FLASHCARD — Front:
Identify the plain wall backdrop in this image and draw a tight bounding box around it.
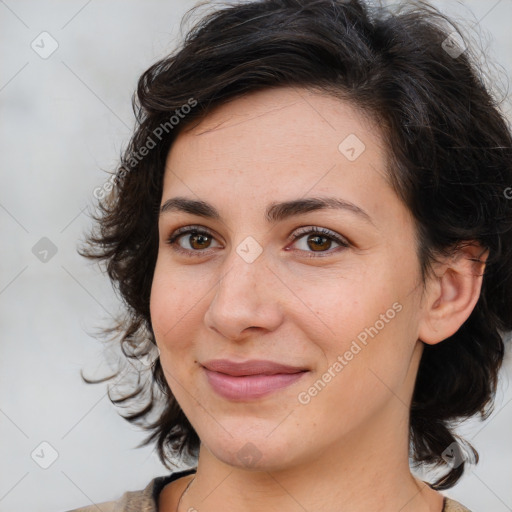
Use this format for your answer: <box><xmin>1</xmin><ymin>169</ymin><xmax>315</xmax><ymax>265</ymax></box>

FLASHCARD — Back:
<box><xmin>1</xmin><ymin>1</ymin><xmax>511</xmax><ymax>511</ymax></box>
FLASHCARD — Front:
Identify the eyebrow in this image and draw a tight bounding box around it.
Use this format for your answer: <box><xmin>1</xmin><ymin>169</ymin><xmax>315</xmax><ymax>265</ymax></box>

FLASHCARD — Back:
<box><xmin>159</xmin><ymin>196</ymin><xmax>374</xmax><ymax>225</ymax></box>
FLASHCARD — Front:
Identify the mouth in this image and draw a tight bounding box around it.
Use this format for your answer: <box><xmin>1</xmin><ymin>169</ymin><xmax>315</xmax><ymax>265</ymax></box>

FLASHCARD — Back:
<box><xmin>201</xmin><ymin>358</ymin><xmax>308</xmax><ymax>376</ymax></box>
<box><xmin>201</xmin><ymin>359</ymin><xmax>309</xmax><ymax>400</ymax></box>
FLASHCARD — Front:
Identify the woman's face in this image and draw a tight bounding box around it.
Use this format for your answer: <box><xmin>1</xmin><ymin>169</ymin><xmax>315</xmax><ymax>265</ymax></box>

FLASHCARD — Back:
<box><xmin>150</xmin><ymin>87</ymin><xmax>426</xmax><ymax>471</ymax></box>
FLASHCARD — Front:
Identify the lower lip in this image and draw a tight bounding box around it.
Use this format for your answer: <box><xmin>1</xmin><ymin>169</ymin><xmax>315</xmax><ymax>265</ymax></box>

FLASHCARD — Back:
<box><xmin>203</xmin><ymin>368</ymin><xmax>308</xmax><ymax>401</ymax></box>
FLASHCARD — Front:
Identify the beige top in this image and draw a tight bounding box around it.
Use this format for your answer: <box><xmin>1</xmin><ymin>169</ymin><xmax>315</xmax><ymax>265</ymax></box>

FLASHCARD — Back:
<box><xmin>65</xmin><ymin>470</ymin><xmax>472</xmax><ymax>512</ymax></box>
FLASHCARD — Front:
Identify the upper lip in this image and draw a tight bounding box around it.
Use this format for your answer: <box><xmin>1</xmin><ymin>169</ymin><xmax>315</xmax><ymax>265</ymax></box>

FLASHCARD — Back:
<box><xmin>201</xmin><ymin>359</ymin><xmax>308</xmax><ymax>376</ymax></box>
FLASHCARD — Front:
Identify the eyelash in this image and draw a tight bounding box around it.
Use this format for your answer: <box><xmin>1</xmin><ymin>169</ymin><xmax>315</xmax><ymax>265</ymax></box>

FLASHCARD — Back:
<box><xmin>165</xmin><ymin>225</ymin><xmax>350</xmax><ymax>258</ymax></box>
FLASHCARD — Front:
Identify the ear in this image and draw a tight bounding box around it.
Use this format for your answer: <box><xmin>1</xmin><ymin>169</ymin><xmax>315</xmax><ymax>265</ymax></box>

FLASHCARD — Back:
<box><xmin>418</xmin><ymin>243</ymin><xmax>488</xmax><ymax>345</ymax></box>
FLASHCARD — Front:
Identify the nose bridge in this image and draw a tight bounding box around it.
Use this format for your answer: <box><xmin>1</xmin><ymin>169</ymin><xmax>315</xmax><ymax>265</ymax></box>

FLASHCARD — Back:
<box><xmin>214</xmin><ymin>243</ymin><xmax>270</xmax><ymax>309</ymax></box>
<box><xmin>204</xmin><ymin>242</ymin><xmax>283</xmax><ymax>338</ymax></box>
<box><xmin>218</xmin><ymin>232</ymin><xmax>268</xmax><ymax>294</ymax></box>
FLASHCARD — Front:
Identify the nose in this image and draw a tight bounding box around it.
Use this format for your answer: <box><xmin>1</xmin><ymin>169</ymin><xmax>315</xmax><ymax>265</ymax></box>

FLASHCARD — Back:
<box><xmin>204</xmin><ymin>249</ymin><xmax>284</xmax><ymax>341</ymax></box>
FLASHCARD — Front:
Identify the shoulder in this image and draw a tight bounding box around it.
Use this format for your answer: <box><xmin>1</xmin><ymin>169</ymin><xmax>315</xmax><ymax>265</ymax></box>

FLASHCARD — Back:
<box><xmin>444</xmin><ymin>496</ymin><xmax>473</xmax><ymax>512</ymax></box>
<box><xmin>64</xmin><ymin>468</ymin><xmax>197</xmax><ymax>512</ymax></box>
<box><xmin>64</xmin><ymin>500</ymin><xmax>117</xmax><ymax>512</ymax></box>
<box><xmin>64</xmin><ymin>481</ymin><xmax>155</xmax><ymax>512</ymax></box>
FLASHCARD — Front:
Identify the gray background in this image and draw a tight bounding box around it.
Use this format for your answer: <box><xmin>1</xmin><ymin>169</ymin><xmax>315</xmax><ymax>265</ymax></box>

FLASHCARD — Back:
<box><xmin>1</xmin><ymin>1</ymin><xmax>511</xmax><ymax>511</ymax></box>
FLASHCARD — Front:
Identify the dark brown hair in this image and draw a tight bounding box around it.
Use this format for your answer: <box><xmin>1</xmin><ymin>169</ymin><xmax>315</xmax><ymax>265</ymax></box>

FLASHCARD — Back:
<box><xmin>79</xmin><ymin>0</ymin><xmax>512</xmax><ymax>489</ymax></box>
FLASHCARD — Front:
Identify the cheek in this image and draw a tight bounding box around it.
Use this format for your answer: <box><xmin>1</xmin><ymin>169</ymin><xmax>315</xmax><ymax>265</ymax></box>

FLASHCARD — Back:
<box><xmin>149</xmin><ymin>260</ymin><xmax>203</xmax><ymax>349</ymax></box>
<box><xmin>296</xmin><ymin>300</ymin><xmax>416</xmax><ymax>439</ymax></box>
<box><xmin>287</xmin><ymin>261</ymin><xmax>398</xmax><ymax>342</ymax></box>
<box><xmin>294</xmin><ymin>254</ymin><xmax>418</xmax><ymax>375</ymax></box>
<box><xmin>149</xmin><ymin>267</ymin><xmax>172</xmax><ymax>341</ymax></box>
<box><xmin>150</xmin><ymin>264</ymin><xmax>203</xmax><ymax>397</ymax></box>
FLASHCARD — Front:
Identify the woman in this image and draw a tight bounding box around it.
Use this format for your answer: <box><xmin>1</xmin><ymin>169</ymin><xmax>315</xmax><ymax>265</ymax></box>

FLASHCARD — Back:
<box><xmin>72</xmin><ymin>0</ymin><xmax>512</xmax><ymax>511</ymax></box>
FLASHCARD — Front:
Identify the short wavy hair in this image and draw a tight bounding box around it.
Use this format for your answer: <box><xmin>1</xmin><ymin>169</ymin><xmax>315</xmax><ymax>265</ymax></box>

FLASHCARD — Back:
<box><xmin>79</xmin><ymin>0</ymin><xmax>512</xmax><ymax>490</ymax></box>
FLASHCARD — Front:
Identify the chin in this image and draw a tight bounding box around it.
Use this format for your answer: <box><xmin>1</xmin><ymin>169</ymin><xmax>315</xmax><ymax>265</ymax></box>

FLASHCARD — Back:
<box><xmin>202</xmin><ymin>429</ymin><xmax>301</xmax><ymax>472</ymax></box>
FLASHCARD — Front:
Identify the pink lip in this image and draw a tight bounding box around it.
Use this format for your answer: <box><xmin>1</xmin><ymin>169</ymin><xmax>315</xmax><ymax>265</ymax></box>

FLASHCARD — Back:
<box><xmin>201</xmin><ymin>359</ymin><xmax>308</xmax><ymax>401</ymax></box>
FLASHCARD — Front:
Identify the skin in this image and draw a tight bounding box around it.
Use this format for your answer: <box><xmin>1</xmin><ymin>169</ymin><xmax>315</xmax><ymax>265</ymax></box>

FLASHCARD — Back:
<box><xmin>150</xmin><ymin>86</ymin><xmax>486</xmax><ymax>512</ymax></box>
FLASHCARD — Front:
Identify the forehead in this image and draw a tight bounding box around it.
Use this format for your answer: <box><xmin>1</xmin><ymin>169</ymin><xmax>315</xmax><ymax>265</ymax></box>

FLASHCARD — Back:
<box><xmin>164</xmin><ymin>87</ymin><xmax>388</xmax><ymax>192</ymax></box>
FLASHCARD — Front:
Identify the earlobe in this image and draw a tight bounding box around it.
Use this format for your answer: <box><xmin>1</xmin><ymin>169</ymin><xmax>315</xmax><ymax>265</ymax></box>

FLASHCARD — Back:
<box><xmin>418</xmin><ymin>243</ymin><xmax>488</xmax><ymax>345</ymax></box>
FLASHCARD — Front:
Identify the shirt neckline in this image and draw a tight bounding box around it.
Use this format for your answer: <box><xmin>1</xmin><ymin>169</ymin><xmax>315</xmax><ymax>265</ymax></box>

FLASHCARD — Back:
<box><xmin>152</xmin><ymin>470</ymin><xmax>450</xmax><ymax>512</ymax></box>
<box><xmin>152</xmin><ymin>467</ymin><xmax>198</xmax><ymax>511</ymax></box>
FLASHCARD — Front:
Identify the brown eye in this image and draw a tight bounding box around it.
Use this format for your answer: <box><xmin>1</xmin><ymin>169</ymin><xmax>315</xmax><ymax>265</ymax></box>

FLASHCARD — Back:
<box><xmin>187</xmin><ymin>232</ymin><xmax>212</xmax><ymax>250</ymax></box>
<box><xmin>306</xmin><ymin>234</ymin><xmax>332</xmax><ymax>251</ymax></box>
<box><xmin>289</xmin><ymin>226</ymin><xmax>349</xmax><ymax>257</ymax></box>
<box><xmin>166</xmin><ymin>226</ymin><xmax>221</xmax><ymax>256</ymax></box>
